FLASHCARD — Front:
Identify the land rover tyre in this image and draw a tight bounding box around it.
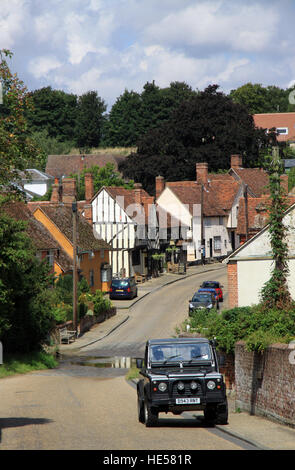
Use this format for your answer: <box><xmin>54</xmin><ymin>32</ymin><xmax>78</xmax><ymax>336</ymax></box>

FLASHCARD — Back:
<box><xmin>216</xmin><ymin>398</ymin><xmax>228</xmax><ymax>425</ymax></box>
<box><xmin>137</xmin><ymin>393</ymin><xmax>145</xmax><ymax>423</ymax></box>
<box><xmin>144</xmin><ymin>399</ymin><xmax>158</xmax><ymax>427</ymax></box>
<box><xmin>204</xmin><ymin>405</ymin><xmax>217</xmax><ymax>425</ymax></box>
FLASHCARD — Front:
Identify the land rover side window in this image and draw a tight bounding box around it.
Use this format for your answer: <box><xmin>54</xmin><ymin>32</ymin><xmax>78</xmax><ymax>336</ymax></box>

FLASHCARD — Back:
<box><xmin>150</xmin><ymin>343</ymin><xmax>212</xmax><ymax>363</ymax></box>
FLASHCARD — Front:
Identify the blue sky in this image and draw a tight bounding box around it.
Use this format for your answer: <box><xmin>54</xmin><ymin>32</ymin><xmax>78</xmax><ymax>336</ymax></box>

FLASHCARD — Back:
<box><xmin>2</xmin><ymin>0</ymin><xmax>295</xmax><ymax>109</ymax></box>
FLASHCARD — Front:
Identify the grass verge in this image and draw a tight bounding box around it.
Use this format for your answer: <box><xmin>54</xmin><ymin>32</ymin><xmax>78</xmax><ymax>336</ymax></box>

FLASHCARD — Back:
<box><xmin>126</xmin><ymin>365</ymin><xmax>140</xmax><ymax>381</ymax></box>
<box><xmin>0</xmin><ymin>351</ymin><xmax>58</xmax><ymax>378</ymax></box>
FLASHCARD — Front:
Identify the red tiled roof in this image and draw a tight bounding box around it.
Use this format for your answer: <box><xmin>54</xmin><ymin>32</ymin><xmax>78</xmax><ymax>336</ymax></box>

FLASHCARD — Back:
<box><xmin>253</xmin><ymin>113</ymin><xmax>295</xmax><ymax>142</ymax></box>
<box><xmin>166</xmin><ymin>176</ymin><xmax>241</xmax><ymax>217</ymax></box>
<box><xmin>2</xmin><ymin>200</ymin><xmax>72</xmax><ymax>272</ymax></box>
<box><xmin>230</xmin><ymin>167</ymin><xmax>288</xmax><ymax>197</ymax></box>
<box><xmin>33</xmin><ymin>204</ymin><xmax>110</xmax><ymax>252</ymax></box>
<box><xmin>46</xmin><ymin>154</ymin><xmax>127</xmax><ymax>179</ymax></box>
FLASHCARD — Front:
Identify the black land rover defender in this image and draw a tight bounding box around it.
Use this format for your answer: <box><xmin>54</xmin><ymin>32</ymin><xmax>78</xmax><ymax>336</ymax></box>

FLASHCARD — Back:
<box><xmin>136</xmin><ymin>337</ymin><xmax>228</xmax><ymax>427</ymax></box>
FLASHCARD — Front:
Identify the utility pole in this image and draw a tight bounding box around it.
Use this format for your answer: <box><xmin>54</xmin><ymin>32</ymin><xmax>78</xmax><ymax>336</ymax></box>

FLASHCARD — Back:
<box><xmin>200</xmin><ymin>183</ymin><xmax>205</xmax><ymax>265</ymax></box>
<box><xmin>72</xmin><ymin>202</ymin><xmax>78</xmax><ymax>333</ymax></box>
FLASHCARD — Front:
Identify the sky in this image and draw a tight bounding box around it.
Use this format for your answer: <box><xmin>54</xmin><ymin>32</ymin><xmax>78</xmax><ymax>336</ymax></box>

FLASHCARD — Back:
<box><xmin>1</xmin><ymin>0</ymin><xmax>295</xmax><ymax>109</ymax></box>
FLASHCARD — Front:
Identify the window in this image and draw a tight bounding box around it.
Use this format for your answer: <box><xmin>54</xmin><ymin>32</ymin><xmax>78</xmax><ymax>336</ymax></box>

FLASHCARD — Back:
<box><xmin>213</xmin><ymin>236</ymin><xmax>221</xmax><ymax>251</ymax></box>
<box><xmin>204</xmin><ymin>217</ymin><xmax>211</xmax><ymax>227</ymax></box>
<box><xmin>276</xmin><ymin>127</ymin><xmax>288</xmax><ymax>135</ymax></box>
<box><xmin>218</xmin><ymin>216</ymin><xmax>223</xmax><ymax>225</ymax></box>
<box><xmin>132</xmin><ymin>249</ymin><xmax>141</xmax><ymax>266</ymax></box>
<box><xmin>46</xmin><ymin>250</ymin><xmax>54</xmax><ymax>266</ymax></box>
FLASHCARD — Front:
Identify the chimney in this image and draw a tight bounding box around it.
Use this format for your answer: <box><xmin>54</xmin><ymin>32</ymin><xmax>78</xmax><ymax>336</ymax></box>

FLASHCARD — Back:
<box><xmin>84</xmin><ymin>172</ymin><xmax>94</xmax><ymax>202</ymax></box>
<box><xmin>231</xmin><ymin>154</ymin><xmax>243</xmax><ymax>169</ymax></box>
<box><xmin>134</xmin><ymin>183</ymin><xmax>143</xmax><ymax>206</ymax></box>
<box><xmin>155</xmin><ymin>175</ymin><xmax>165</xmax><ymax>199</ymax></box>
<box><xmin>62</xmin><ymin>177</ymin><xmax>76</xmax><ymax>204</ymax></box>
<box><xmin>50</xmin><ymin>182</ymin><xmax>60</xmax><ymax>204</ymax></box>
<box><xmin>196</xmin><ymin>162</ymin><xmax>208</xmax><ymax>185</ymax></box>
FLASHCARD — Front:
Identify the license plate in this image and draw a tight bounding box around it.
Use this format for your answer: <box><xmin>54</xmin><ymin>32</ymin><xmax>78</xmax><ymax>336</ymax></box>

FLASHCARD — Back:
<box><xmin>116</xmin><ymin>289</ymin><xmax>124</xmax><ymax>292</ymax></box>
<box><xmin>176</xmin><ymin>397</ymin><xmax>200</xmax><ymax>405</ymax></box>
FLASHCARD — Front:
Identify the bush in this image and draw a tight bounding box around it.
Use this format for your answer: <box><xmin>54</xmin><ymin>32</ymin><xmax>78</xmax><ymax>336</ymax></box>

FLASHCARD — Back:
<box><xmin>186</xmin><ymin>305</ymin><xmax>295</xmax><ymax>353</ymax></box>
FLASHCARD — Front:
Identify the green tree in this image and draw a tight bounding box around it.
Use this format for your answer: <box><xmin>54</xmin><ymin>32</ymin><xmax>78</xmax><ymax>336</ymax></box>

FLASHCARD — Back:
<box><xmin>72</xmin><ymin>162</ymin><xmax>134</xmax><ymax>200</ymax></box>
<box><xmin>120</xmin><ymin>85</ymin><xmax>271</xmax><ymax>194</ymax></box>
<box><xmin>229</xmin><ymin>83</ymin><xmax>289</xmax><ymax>114</ymax></box>
<box><xmin>25</xmin><ymin>86</ymin><xmax>78</xmax><ymax>142</ymax></box>
<box><xmin>0</xmin><ymin>206</ymin><xmax>55</xmax><ymax>352</ymax></box>
<box><xmin>75</xmin><ymin>91</ymin><xmax>107</xmax><ymax>150</ymax></box>
<box><xmin>0</xmin><ymin>49</ymin><xmax>45</xmax><ymax>184</ymax></box>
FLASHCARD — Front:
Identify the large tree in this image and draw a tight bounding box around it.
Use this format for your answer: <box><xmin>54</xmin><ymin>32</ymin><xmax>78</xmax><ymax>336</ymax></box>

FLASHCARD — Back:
<box><xmin>103</xmin><ymin>81</ymin><xmax>197</xmax><ymax>147</ymax></box>
<box><xmin>120</xmin><ymin>85</ymin><xmax>272</xmax><ymax>194</ymax></box>
<box><xmin>229</xmin><ymin>83</ymin><xmax>291</xmax><ymax>114</ymax></box>
<box><xmin>25</xmin><ymin>86</ymin><xmax>78</xmax><ymax>142</ymax></box>
<box><xmin>75</xmin><ymin>91</ymin><xmax>107</xmax><ymax>150</ymax></box>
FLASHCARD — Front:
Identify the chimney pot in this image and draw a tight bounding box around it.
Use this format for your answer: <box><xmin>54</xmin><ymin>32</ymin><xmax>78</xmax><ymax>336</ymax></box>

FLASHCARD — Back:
<box><xmin>155</xmin><ymin>175</ymin><xmax>165</xmax><ymax>199</ymax></box>
<box><xmin>231</xmin><ymin>154</ymin><xmax>243</xmax><ymax>169</ymax></box>
<box><xmin>196</xmin><ymin>162</ymin><xmax>208</xmax><ymax>185</ymax></box>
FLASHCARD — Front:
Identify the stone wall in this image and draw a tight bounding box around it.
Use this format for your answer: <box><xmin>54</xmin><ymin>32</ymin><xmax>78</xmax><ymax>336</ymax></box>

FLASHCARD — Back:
<box><xmin>235</xmin><ymin>341</ymin><xmax>295</xmax><ymax>427</ymax></box>
<box><xmin>54</xmin><ymin>307</ymin><xmax>116</xmax><ymax>342</ymax></box>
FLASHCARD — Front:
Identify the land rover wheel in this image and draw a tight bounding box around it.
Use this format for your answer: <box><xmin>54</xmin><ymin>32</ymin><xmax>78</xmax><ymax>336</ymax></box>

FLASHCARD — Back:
<box><xmin>204</xmin><ymin>405</ymin><xmax>217</xmax><ymax>425</ymax></box>
<box><xmin>137</xmin><ymin>394</ymin><xmax>145</xmax><ymax>423</ymax></box>
<box><xmin>144</xmin><ymin>399</ymin><xmax>158</xmax><ymax>427</ymax></box>
<box><xmin>216</xmin><ymin>399</ymin><xmax>228</xmax><ymax>425</ymax></box>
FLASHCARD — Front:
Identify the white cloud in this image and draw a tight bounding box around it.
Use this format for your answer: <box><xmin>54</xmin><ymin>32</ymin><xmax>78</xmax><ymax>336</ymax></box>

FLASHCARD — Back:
<box><xmin>28</xmin><ymin>56</ymin><xmax>63</xmax><ymax>79</ymax></box>
<box><xmin>0</xmin><ymin>0</ymin><xmax>29</xmax><ymax>48</ymax></box>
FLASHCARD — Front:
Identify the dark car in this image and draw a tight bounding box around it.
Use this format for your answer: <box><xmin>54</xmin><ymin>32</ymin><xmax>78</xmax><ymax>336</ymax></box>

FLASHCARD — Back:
<box><xmin>200</xmin><ymin>281</ymin><xmax>223</xmax><ymax>302</ymax></box>
<box><xmin>188</xmin><ymin>292</ymin><xmax>216</xmax><ymax>315</ymax></box>
<box><xmin>136</xmin><ymin>338</ymin><xmax>228</xmax><ymax>427</ymax></box>
<box><xmin>109</xmin><ymin>277</ymin><xmax>138</xmax><ymax>300</ymax></box>
<box><xmin>198</xmin><ymin>287</ymin><xmax>220</xmax><ymax>309</ymax></box>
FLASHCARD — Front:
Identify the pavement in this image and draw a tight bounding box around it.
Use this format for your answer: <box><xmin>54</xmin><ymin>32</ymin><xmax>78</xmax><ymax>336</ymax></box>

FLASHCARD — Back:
<box><xmin>58</xmin><ymin>262</ymin><xmax>295</xmax><ymax>450</ymax></box>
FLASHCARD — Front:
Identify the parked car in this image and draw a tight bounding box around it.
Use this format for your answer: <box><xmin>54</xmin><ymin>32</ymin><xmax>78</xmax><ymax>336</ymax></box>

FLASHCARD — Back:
<box><xmin>136</xmin><ymin>338</ymin><xmax>228</xmax><ymax>427</ymax></box>
<box><xmin>198</xmin><ymin>287</ymin><xmax>220</xmax><ymax>309</ymax></box>
<box><xmin>109</xmin><ymin>277</ymin><xmax>138</xmax><ymax>300</ymax></box>
<box><xmin>199</xmin><ymin>281</ymin><xmax>223</xmax><ymax>302</ymax></box>
<box><xmin>188</xmin><ymin>292</ymin><xmax>217</xmax><ymax>315</ymax></box>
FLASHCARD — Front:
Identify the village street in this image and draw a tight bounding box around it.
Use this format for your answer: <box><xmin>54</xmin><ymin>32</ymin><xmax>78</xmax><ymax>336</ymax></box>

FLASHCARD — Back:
<box><xmin>1</xmin><ymin>264</ymin><xmax>295</xmax><ymax>452</ymax></box>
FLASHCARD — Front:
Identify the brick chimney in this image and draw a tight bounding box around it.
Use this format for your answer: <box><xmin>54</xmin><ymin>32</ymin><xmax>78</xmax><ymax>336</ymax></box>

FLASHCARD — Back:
<box><xmin>231</xmin><ymin>154</ymin><xmax>243</xmax><ymax>169</ymax></box>
<box><xmin>84</xmin><ymin>172</ymin><xmax>94</xmax><ymax>202</ymax></box>
<box><xmin>196</xmin><ymin>162</ymin><xmax>208</xmax><ymax>185</ymax></box>
<box><xmin>155</xmin><ymin>175</ymin><xmax>165</xmax><ymax>199</ymax></box>
<box><xmin>134</xmin><ymin>183</ymin><xmax>143</xmax><ymax>206</ymax></box>
<box><xmin>50</xmin><ymin>178</ymin><xmax>60</xmax><ymax>203</ymax></box>
<box><xmin>62</xmin><ymin>177</ymin><xmax>76</xmax><ymax>204</ymax></box>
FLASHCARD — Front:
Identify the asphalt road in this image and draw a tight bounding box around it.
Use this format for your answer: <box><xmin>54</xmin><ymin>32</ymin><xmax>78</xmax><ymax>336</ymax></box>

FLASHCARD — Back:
<box><xmin>0</xmin><ymin>266</ymin><xmax>256</xmax><ymax>451</ymax></box>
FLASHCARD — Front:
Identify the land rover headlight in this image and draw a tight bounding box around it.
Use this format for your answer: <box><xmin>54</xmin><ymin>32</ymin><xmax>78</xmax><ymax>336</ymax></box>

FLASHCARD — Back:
<box><xmin>190</xmin><ymin>381</ymin><xmax>198</xmax><ymax>390</ymax></box>
<box><xmin>207</xmin><ymin>380</ymin><xmax>216</xmax><ymax>390</ymax></box>
<box><xmin>158</xmin><ymin>382</ymin><xmax>167</xmax><ymax>392</ymax></box>
<box><xmin>177</xmin><ymin>381</ymin><xmax>185</xmax><ymax>391</ymax></box>
<box><xmin>208</xmin><ymin>303</ymin><xmax>213</xmax><ymax>308</ymax></box>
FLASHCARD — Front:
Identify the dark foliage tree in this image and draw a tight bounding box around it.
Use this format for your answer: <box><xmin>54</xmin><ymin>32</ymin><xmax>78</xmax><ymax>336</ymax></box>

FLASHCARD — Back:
<box><xmin>75</xmin><ymin>91</ymin><xmax>107</xmax><ymax>150</ymax></box>
<box><xmin>120</xmin><ymin>85</ymin><xmax>272</xmax><ymax>194</ymax></box>
<box><xmin>103</xmin><ymin>81</ymin><xmax>197</xmax><ymax>147</ymax></box>
<box><xmin>25</xmin><ymin>86</ymin><xmax>78</xmax><ymax>142</ymax></box>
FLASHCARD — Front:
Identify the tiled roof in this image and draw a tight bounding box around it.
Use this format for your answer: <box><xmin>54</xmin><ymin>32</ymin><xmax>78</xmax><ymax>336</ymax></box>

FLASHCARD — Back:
<box><xmin>253</xmin><ymin>112</ymin><xmax>295</xmax><ymax>142</ymax></box>
<box><xmin>237</xmin><ymin>195</ymin><xmax>295</xmax><ymax>236</ymax></box>
<box><xmin>35</xmin><ymin>204</ymin><xmax>110</xmax><ymax>252</ymax></box>
<box><xmin>230</xmin><ymin>167</ymin><xmax>288</xmax><ymax>197</ymax></box>
<box><xmin>2</xmin><ymin>200</ymin><xmax>72</xmax><ymax>272</ymax></box>
<box><xmin>166</xmin><ymin>176</ymin><xmax>241</xmax><ymax>217</ymax></box>
<box><xmin>46</xmin><ymin>154</ymin><xmax>127</xmax><ymax>179</ymax></box>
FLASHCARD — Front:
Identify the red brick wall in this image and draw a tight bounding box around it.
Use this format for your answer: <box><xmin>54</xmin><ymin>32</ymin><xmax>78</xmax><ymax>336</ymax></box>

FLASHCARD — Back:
<box><xmin>227</xmin><ymin>261</ymin><xmax>238</xmax><ymax>308</ymax></box>
<box><xmin>235</xmin><ymin>341</ymin><xmax>295</xmax><ymax>426</ymax></box>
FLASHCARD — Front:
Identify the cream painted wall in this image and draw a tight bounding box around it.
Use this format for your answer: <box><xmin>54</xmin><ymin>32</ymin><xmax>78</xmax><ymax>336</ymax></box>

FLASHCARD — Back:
<box><xmin>157</xmin><ymin>187</ymin><xmax>192</xmax><ymax>228</ymax></box>
<box><xmin>237</xmin><ymin>259</ymin><xmax>273</xmax><ymax>306</ymax></box>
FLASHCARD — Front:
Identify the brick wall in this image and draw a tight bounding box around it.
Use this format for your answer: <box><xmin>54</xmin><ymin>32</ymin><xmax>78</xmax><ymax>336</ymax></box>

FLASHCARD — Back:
<box><xmin>227</xmin><ymin>261</ymin><xmax>238</xmax><ymax>308</ymax></box>
<box><xmin>235</xmin><ymin>341</ymin><xmax>295</xmax><ymax>426</ymax></box>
